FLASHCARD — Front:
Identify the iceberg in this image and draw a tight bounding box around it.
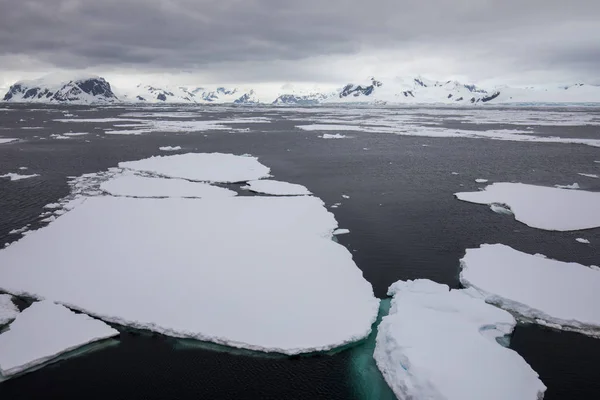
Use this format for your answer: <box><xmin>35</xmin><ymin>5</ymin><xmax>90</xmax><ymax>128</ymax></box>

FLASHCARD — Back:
<box><xmin>119</xmin><ymin>153</ymin><xmax>271</xmax><ymax>183</ymax></box>
<box><xmin>460</xmin><ymin>244</ymin><xmax>600</xmax><ymax>337</ymax></box>
<box><xmin>242</xmin><ymin>179</ymin><xmax>311</xmax><ymax>196</ymax></box>
<box><xmin>0</xmin><ymin>195</ymin><xmax>378</xmax><ymax>355</ymax></box>
<box><xmin>455</xmin><ymin>182</ymin><xmax>600</xmax><ymax>231</ymax></box>
<box><xmin>0</xmin><ymin>295</ymin><xmax>18</xmax><ymax>326</ymax></box>
<box><xmin>100</xmin><ymin>175</ymin><xmax>236</xmax><ymax>198</ymax></box>
<box><xmin>374</xmin><ymin>279</ymin><xmax>545</xmax><ymax>400</ymax></box>
<box><xmin>0</xmin><ymin>301</ymin><xmax>118</xmax><ymax>378</ymax></box>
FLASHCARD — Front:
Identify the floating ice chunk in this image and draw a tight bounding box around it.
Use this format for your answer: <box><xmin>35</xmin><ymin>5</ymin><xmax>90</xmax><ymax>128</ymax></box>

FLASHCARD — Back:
<box><xmin>0</xmin><ymin>196</ymin><xmax>378</xmax><ymax>354</ymax></box>
<box><xmin>18</xmin><ymin>167</ymin><xmax>28</xmax><ymax>170</ymax></box>
<box><xmin>333</xmin><ymin>229</ymin><xmax>350</xmax><ymax>235</ymax></box>
<box><xmin>374</xmin><ymin>279</ymin><xmax>545</xmax><ymax>400</ymax></box>
<box><xmin>342</xmin><ymin>194</ymin><xmax>350</xmax><ymax>199</ymax></box>
<box><xmin>576</xmin><ymin>238</ymin><xmax>590</xmax><ymax>244</ymax></box>
<box><xmin>555</xmin><ymin>183</ymin><xmax>580</xmax><ymax>190</ymax></box>
<box><xmin>451</xmin><ymin>172</ymin><xmax>460</xmax><ymax>175</ymax></box>
<box><xmin>475</xmin><ymin>178</ymin><xmax>488</xmax><ymax>183</ymax></box>
<box><xmin>331</xmin><ymin>203</ymin><xmax>341</xmax><ymax>208</ymax></box>
<box><xmin>0</xmin><ymin>301</ymin><xmax>118</xmax><ymax>377</ymax></box>
<box><xmin>460</xmin><ymin>244</ymin><xmax>600</xmax><ymax>337</ymax></box>
<box><xmin>159</xmin><ymin>146</ymin><xmax>182</xmax><ymax>151</ymax></box>
<box><xmin>242</xmin><ymin>180</ymin><xmax>311</xmax><ymax>196</ymax></box>
<box><xmin>119</xmin><ymin>153</ymin><xmax>271</xmax><ymax>183</ymax></box>
<box><xmin>578</xmin><ymin>173</ymin><xmax>599</xmax><ymax>179</ymax></box>
<box><xmin>0</xmin><ymin>138</ymin><xmax>17</xmax><ymax>145</ymax></box>
<box><xmin>321</xmin><ymin>133</ymin><xmax>348</xmax><ymax>139</ymax></box>
<box><xmin>455</xmin><ymin>182</ymin><xmax>600</xmax><ymax>231</ymax></box>
<box><xmin>9</xmin><ymin>226</ymin><xmax>29</xmax><ymax>235</ymax></box>
<box><xmin>43</xmin><ymin>203</ymin><xmax>61</xmax><ymax>209</ymax></box>
<box><xmin>0</xmin><ymin>173</ymin><xmax>40</xmax><ymax>181</ymax></box>
<box><xmin>63</xmin><ymin>132</ymin><xmax>88</xmax><ymax>137</ymax></box>
<box><xmin>490</xmin><ymin>203</ymin><xmax>513</xmax><ymax>215</ymax></box>
<box><xmin>0</xmin><ymin>295</ymin><xmax>18</xmax><ymax>326</ymax></box>
<box><xmin>100</xmin><ymin>175</ymin><xmax>236</xmax><ymax>198</ymax></box>
<box><xmin>50</xmin><ymin>134</ymin><xmax>71</xmax><ymax>140</ymax></box>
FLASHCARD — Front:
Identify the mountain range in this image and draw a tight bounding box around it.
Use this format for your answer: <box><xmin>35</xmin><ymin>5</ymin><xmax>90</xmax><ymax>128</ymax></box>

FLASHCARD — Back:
<box><xmin>3</xmin><ymin>75</ymin><xmax>600</xmax><ymax>105</ymax></box>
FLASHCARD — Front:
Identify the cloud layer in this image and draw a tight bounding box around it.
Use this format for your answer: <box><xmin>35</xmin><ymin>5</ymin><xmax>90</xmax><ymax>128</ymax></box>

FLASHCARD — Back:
<box><xmin>0</xmin><ymin>0</ymin><xmax>598</xmax><ymax>85</ymax></box>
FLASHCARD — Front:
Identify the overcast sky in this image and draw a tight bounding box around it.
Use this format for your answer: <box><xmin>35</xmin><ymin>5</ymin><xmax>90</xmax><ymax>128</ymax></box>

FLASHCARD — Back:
<box><xmin>0</xmin><ymin>0</ymin><xmax>598</xmax><ymax>87</ymax></box>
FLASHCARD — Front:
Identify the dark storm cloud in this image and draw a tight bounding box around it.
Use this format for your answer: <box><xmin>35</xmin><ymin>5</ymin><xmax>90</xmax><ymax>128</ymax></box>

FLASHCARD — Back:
<box><xmin>0</xmin><ymin>0</ymin><xmax>598</xmax><ymax>82</ymax></box>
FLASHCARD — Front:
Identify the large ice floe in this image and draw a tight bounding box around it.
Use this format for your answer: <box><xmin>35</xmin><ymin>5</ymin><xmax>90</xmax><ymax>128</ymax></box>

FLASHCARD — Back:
<box><xmin>119</xmin><ymin>152</ymin><xmax>271</xmax><ymax>183</ymax></box>
<box><xmin>0</xmin><ymin>301</ymin><xmax>118</xmax><ymax>378</ymax></box>
<box><xmin>374</xmin><ymin>279</ymin><xmax>546</xmax><ymax>400</ymax></box>
<box><xmin>0</xmin><ymin>295</ymin><xmax>18</xmax><ymax>326</ymax></box>
<box><xmin>242</xmin><ymin>179</ymin><xmax>312</xmax><ymax>196</ymax></box>
<box><xmin>0</xmin><ymin>153</ymin><xmax>379</xmax><ymax>355</ymax></box>
<box><xmin>100</xmin><ymin>174</ymin><xmax>236</xmax><ymax>198</ymax></box>
<box><xmin>460</xmin><ymin>244</ymin><xmax>600</xmax><ymax>337</ymax></box>
<box><xmin>455</xmin><ymin>182</ymin><xmax>600</xmax><ymax>231</ymax></box>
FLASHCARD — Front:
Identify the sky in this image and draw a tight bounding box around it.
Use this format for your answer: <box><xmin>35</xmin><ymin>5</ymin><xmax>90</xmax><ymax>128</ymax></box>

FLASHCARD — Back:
<box><xmin>0</xmin><ymin>0</ymin><xmax>599</xmax><ymax>88</ymax></box>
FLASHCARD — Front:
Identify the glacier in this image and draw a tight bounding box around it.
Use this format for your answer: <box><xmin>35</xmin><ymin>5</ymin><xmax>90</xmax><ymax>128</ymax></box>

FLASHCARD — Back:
<box><xmin>374</xmin><ymin>279</ymin><xmax>546</xmax><ymax>400</ymax></box>
<box><xmin>0</xmin><ymin>301</ymin><xmax>119</xmax><ymax>378</ymax></box>
<box><xmin>455</xmin><ymin>182</ymin><xmax>600</xmax><ymax>231</ymax></box>
<box><xmin>460</xmin><ymin>244</ymin><xmax>600</xmax><ymax>337</ymax></box>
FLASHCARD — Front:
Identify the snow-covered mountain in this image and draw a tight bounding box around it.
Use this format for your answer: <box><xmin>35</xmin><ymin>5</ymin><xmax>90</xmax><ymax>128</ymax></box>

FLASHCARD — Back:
<box><xmin>3</xmin><ymin>74</ymin><xmax>600</xmax><ymax>105</ymax></box>
<box><xmin>3</xmin><ymin>76</ymin><xmax>118</xmax><ymax>104</ymax></box>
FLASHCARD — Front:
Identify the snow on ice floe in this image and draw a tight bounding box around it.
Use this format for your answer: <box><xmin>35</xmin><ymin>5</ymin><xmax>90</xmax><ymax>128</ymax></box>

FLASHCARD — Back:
<box><xmin>455</xmin><ymin>182</ymin><xmax>600</xmax><ymax>231</ymax></box>
<box><xmin>460</xmin><ymin>244</ymin><xmax>600</xmax><ymax>337</ymax></box>
<box><xmin>0</xmin><ymin>138</ymin><xmax>17</xmax><ymax>145</ymax></box>
<box><xmin>578</xmin><ymin>173</ymin><xmax>599</xmax><ymax>179</ymax></box>
<box><xmin>0</xmin><ymin>295</ymin><xmax>18</xmax><ymax>326</ymax></box>
<box><xmin>0</xmin><ymin>301</ymin><xmax>118</xmax><ymax>378</ymax></box>
<box><xmin>576</xmin><ymin>238</ymin><xmax>590</xmax><ymax>244</ymax></box>
<box><xmin>0</xmin><ymin>196</ymin><xmax>379</xmax><ymax>354</ymax></box>
<box><xmin>374</xmin><ymin>279</ymin><xmax>546</xmax><ymax>400</ymax></box>
<box><xmin>242</xmin><ymin>180</ymin><xmax>311</xmax><ymax>196</ymax></box>
<box><xmin>100</xmin><ymin>175</ymin><xmax>236</xmax><ymax>198</ymax></box>
<box><xmin>159</xmin><ymin>146</ymin><xmax>182</xmax><ymax>151</ymax></box>
<box><xmin>0</xmin><ymin>173</ymin><xmax>40</xmax><ymax>181</ymax></box>
<box><xmin>555</xmin><ymin>183</ymin><xmax>580</xmax><ymax>190</ymax></box>
<box><xmin>119</xmin><ymin>153</ymin><xmax>271</xmax><ymax>183</ymax></box>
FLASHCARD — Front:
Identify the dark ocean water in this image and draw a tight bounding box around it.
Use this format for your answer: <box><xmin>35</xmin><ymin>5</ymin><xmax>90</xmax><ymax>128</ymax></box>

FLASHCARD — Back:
<box><xmin>0</xmin><ymin>104</ymin><xmax>599</xmax><ymax>399</ymax></box>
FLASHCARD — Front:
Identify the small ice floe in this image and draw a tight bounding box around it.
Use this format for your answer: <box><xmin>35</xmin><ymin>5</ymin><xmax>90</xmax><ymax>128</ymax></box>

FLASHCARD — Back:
<box><xmin>475</xmin><ymin>178</ymin><xmax>488</xmax><ymax>183</ymax></box>
<box><xmin>578</xmin><ymin>173</ymin><xmax>599</xmax><ymax>179</ymax></box>
<box><xmin>320</xmin><ymin>133</ymin><xmax>348</xmax><ymax>139</ymax></box>
<box><xmin>333</xmin><ymin>229</ymin><xmax>350</xmax><ymax>235</ymax></box>
<box><xmin>460</xmin><ymin>244</ymin><xmax>600</xmax><ymax>337</ymax></box>
<box><xmin>242</xmin><ymin>180</ymin><xmax>311</xmax><ymax>196</ymax></box>
<box><xmin>330</xmin><ymin>203</ymin><xmax>342</xmax><ymax>208</ymax></box>
<box><xmin>451</xmin><ymin>172</ymin><xmax>460</xmax><ymax>175</ymax></box>
<box><xmin>63</xmin><ymin>132</ymin><xmax>88</xmax><ymax>137</ymax></box>
<box><xmin>455</xmin><ymin>182</ymin><xmax>600</xmax><ymax>231</ymax></box>
<box><xmin>374</xmin><ymin>279</ymin><xmax>546</xmax><ymax>400</ymax></box>
<box><xmin>0</xmin><ymin>301</ymin><xmax>118</xmax><ymax>378</ymax></box>
<box><xmin>18</xmin><ymin>167</ymin><xmax>28</xmax><ymax>170</ymax></box>
<box><xmin>0</xmin><ymin>173</ymin><xmax>40</xmax><ymax>181</ymax></box>
<box><xmin>0</xmin><ymin>295</ymin><xmax>18</xmax><ymax>326</ymax></box>
<box><xmin>0</xmin><ymin>138</ymin><xmax>17</xmax><ymax>145</ymax></box>
<box><xmin>119</xmin><ymin>153</ymin><xmax>271</xmax><ymax>183</ymax></box>
<box><xmin>43</xmin><ymin>203</ymin><xmax>62</xmax><ymax>209</ymax></box>
<box><xmin>576</xmin><ymin>238</ymin><xmax>590</xmax><ymax>244</ymax></box>
<box><xmin>9</xmin><ymin>226</ymin><xmax>29</xmax><ymax>235</ymax></box>
<box><xmin>159</xmin><ymin>146</ymin><xmax>182</xmax><ymax>152</ymax></box>
<box><xmin>50</xmin><ymin>134</ymin><xmax>71</xmax><ymax>140</ymax></box>
<box><xmin>555</xmin><ymin>183</ymin><xmax>580</xmax><ymax>190</ymax></box>
<box><xmin>100</xmin><ymin>175</ymin><xmax>236</xmax><ymax>198</ymax></box>
<box><xmin>342</xmin><ymin>195</ymin><xmax>350</xmax><ymax>199</ymax></box>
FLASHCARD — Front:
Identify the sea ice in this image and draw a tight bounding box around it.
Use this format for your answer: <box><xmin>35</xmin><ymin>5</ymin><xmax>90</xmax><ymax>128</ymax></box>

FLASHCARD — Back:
<box><xmin>159</xmin><ymin>146</ymin><xmax>182</xmax><ymax>151</ymax></box>
<box><xmin>578</xmin><ymin>173</ymin><xmax>599</xmax><ymax>179</ymax></box>
<box><xmin>100</xmin><ymin>175</ymin><xmax>236</xmax><ymax>198</ymax></box>
<box><xmin>0</xmin><ymin>138</ymin><xmax>17</xmax><ymax>145</ymax></box>
<box><xmin>475</xmin><ymin>178</ymin><xmax>488</xmax><ymax>183</ymax></box>
<box><xmin>460</xmin><ymin>244</ymin><xmax>600</xmax><ymax>337</ymax></box>
<box><xmin>0</xmin><ymin>301</ymin><xmax>118</xmax><ymax>377</ymax></box>
<box><xmin>374</xmin><ymin>279</ymin><xmax>545</xmax><ymax>400</ymax></box>
<box><xmin>455</xmin><ymin>182</ymin><xmax>600</xmax><ymax>231</ymax></box>
<box><xmin>0</xmin><ymin>173</ymin><xmax>40</xmax><ymax>181</ymax></box>
<box><xmin>0</xmin><ymin>195</ymin><xmax>379</xmax><ymax>354</ymax></box>
<box><xmin>0</xmin><ymin>295</ymin><xmax>18</xmax><ymax>326</ymax></box>
<box><xmin>554</xmin><ymin>183</ymin><xmax>580</xmax><ymax>190</ymax></box>
<box><xmin>119</xmin><ymin>153</ymin><xmax>271</xmax><ymax>183</ymax></box>
<box><xmin>576</xmin><ymin>238</ymin><xmax>590</xmax><ymax>244</ymax></box>
<box><xmin>242</xmin><ymin>180</ymin><xmax>311</xmax><ymax>196</ymax></box>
